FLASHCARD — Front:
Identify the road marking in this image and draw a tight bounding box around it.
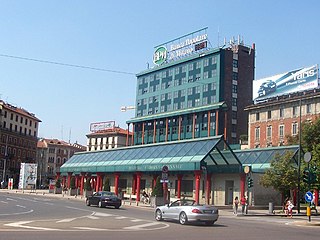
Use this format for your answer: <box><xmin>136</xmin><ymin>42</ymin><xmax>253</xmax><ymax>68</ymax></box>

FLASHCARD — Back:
<box><xmin>6</xmin><ymin>198</ymin><xmax>18</xmax><ymax>202</ymax></box>
<box><xmin>131</xmin><ymin>219</ymin><xmax>144</xmax><ymax>222</ymax></box>
<box><xmin>86</xmin><ymin>216</ymin><xmax>100</xmax><ymax>220</ymax></box>
<box><xmin>56</xmin><ymin>218</ymin><xmax>78</xmax><ymax>223</ymax></box>
<box><xmin>94</xmin><ymin>212</ymin><xmax>115</xmax><ymax>217</ymax></box>
<box><xmin>115</xmin><ymin>216</ymin><xmax>127</xmax><ymax>220</ymax></box>
<box><xmin>73</xmin><ymin>227</ymin><xmax>104</xmax><ymax>231</ymax></box>
<box><xmin>123</xmin><ymin>222</ymin><xmax>166</xmax><ymax>230</ymax></box>
<box><xmin>0</xmin><ymin>209</ymin><xmax>33</xmax><ymax>216</ymax></box>
<box><xmin>16</xmin><ymin>205</ymin><xmax>26</xmax><ymax>208</ymax></box>
<box><xmin>0</xmin><ymin>201</ymin><xmax>8</xmax><ymax>204</ymax></box>
<box><xmin>5</xmin><ymin>221</ymin><xmax>60</xmax><ymax>231</ymax></box>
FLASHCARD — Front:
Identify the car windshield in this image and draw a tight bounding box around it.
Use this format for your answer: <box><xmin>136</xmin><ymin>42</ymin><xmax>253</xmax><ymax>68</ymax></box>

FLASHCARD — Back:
<box><xmin>100</xmin><ymin>192</ymin><xmax>116</xmax><ymax>197</ymax></box>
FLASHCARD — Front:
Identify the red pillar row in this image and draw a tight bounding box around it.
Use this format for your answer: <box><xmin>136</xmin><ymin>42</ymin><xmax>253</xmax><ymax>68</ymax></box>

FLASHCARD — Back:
<box><xmin>240</xmin><ymin>173</ymin><xmax>246</xmax><ymax>199</ymax></box>
<box><xmin>67</xmin><ymin>172</ymin><xmax>72</xmax><ymax>189</ymax></box>
<box><xmin>177</xmin><ymin>174</ymin><xmax>183</xmax><ymax>199</ymax></box>
<box><xmin>136</xmin><ymin>172</ymin><xmax>141</xmax><ymax>201</ymax></box>
<box><xmin>114</xmin><ymin>173</ymin><xmax>120</xmax><ymax>196</ymax></box>
<box><xmin>194</xmin><ymin>170</ymin><xmax>201</xmax><ymax>204</ymax></box>
<box><xmin>80</xmin><ymin>172</ymin><xmax>85</xmax><ymax>195</ymax></box>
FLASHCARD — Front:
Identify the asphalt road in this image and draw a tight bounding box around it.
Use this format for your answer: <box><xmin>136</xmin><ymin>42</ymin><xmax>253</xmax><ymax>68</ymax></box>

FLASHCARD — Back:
<box><xmin>0</xmin><ymin>192</ymin><xmax>320</xmax><ymax>240</ymax></box>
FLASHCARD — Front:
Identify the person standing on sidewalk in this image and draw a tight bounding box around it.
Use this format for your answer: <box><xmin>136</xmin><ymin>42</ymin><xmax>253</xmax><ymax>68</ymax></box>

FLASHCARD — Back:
<box><xmin>287</xmin><ymin>199</ymin><xmax>294</xmax><ymax>218</ymax></box>
<box><xmin>233</xmin><ymin>196</ymin><xmax>239</xmax><ymax>215</ymax></box>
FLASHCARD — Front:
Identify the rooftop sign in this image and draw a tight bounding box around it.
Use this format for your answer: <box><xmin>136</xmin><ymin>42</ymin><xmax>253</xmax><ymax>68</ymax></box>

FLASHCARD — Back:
<box><xmin>90</xmin><ymin>121</ymin><xmax>115</xmax><ymax>132</ymax></box>
<box><xmin>153</xmin><ymin>27</ymin><xmax>209</xmax><ymax>65</ymax></box>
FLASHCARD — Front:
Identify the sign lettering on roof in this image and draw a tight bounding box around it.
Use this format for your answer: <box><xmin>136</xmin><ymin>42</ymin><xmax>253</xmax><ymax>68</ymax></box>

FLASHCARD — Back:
<box><xmin>153</xmin><ymin>27</ymin><xmax>209</xmax><ymax>65</ymax></box>
<box><xmin>90</xmin><ymin>121</ymin><xmax>115</xmax><ymax>132</ymax></box>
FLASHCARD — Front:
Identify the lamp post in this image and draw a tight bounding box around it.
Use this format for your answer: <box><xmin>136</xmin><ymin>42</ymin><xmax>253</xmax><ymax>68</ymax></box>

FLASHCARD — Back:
<box><xmin>297</xmin><ymin>97</ymin><xmax>302</xmax><ymax>213</ymax></box>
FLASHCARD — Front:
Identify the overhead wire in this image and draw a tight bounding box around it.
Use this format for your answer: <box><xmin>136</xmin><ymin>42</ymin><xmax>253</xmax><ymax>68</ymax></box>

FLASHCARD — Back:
<box><xmin>0</xmin><ymin>53</ymin><xmax>135</xmax><ymax>75</ymax></box>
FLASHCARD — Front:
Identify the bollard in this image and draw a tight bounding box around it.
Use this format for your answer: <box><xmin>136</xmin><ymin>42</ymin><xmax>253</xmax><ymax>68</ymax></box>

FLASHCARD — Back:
<box><xmin>268</xmin><ymin>202</ymin><xmax>274</xmax><ymax>214</ymax></box>
<box><xmin>307</xmin><ymin>206</ymin><xmax>311</xmax><ymax>222</ymax></box>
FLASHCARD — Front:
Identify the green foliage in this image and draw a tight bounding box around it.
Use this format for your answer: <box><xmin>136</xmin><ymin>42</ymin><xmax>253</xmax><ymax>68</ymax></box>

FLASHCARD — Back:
<box><xmin>55</xmin><ymin>179</ymin><xmax>61</xmax><ymax>188</ymax></box>
<box><xmin>84</xmin><ymin>179</ymin><xmax>92</xmax><ymax>191</ymax></box>
<box><xmin>70</xmin><ymin>177</ymin><xmax>76</xmax><ymax>189</ymax></box>
<box><xmin>103</xmin><ymin>178</ymin><xmax>110</xmax><ymax>191</ymax></box>
<box><xmin>260</xmin><ymin>151</ymin><xmax>298</xmax><ymax>195</ymax></box>
<box><xmin>151</xmin><ymin>176</ymin><xmax>163</xmax><ymax>197</ymax></box>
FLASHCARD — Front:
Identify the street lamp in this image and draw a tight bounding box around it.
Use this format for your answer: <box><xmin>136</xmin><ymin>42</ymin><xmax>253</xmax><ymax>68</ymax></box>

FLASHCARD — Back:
<box><xmin>120</xmin><ymin>106</ymin><xmax>135</xmax><ymax>112</ymax></box>
<box><xmin>297</xmin><ymin>97</ymin><xmax>302</xmax><ymax>213</ymax></box>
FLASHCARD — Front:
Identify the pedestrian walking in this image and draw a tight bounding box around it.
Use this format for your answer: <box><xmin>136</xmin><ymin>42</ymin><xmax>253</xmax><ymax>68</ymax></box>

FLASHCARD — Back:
<box><xmin>286</xmin><ymin>199</ymin><xmax>294</xmax><ymax>218</ymax></box>
<box><xmin>241</xmin><ymin>195</ymin><xmax>247</xmax><ymax>215</ymax></box>
<box><xmin>233</xmin><ymin>196</ymin><xmax>239</xmax><ymax>215</ymax></box>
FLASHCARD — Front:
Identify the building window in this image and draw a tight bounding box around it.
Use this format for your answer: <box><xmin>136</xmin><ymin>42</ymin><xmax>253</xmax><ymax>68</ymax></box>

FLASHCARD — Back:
<box><xmin>292</xmin><ymin>122</ymin><xmax>298</xmax><ymax>136</ymax></box>
<box><xmin>232</xmin><ymin>72</ymin><xmax>238</xmax><ymax>80</ymax></box>
<box><xmin>267</xmin><ymin>125</ymin><xmax>272</xmax><ymax>140</ymax></box>
<box><xmin>267</xmin><ymin>110</ymin><xmax>272</xmax><ymax>119</ymax></box>
<box><xmin>232</xmin><ymin>98</ymin><xmax>237</xmax><ymax>106</ymax></box>
<box><xmin>255</xmin><ymin>127</ymin><xmax>260</xmax><ymax>141</ymax></box>
<box><xmin>256</xmin><ymin>112</ymin><xmax>260</xmax><ymax>121</ymax></box>
<box><xmin>189</xmin><ymin>63</ymin><xmax>193</xmax><ymax>71</ymax></box>
<box><xmin>279</xmin><ymin>125</ymin><xmax>284</xmax><ymax>138</ymax></box>
<box><xmin>307</xmin><ymin>103</ymin><xmax>311</xmax><ymax>114</ymax></box>
<box><xmin>279</xmin><ymin>108</ymin><xmax>284</xmax><ymax>118</ymax></box>
<box><xmin>232</xmin><ymin>59</ymin><xmax>238</xmax><ymax>68</ymax></box>
<box><xmin>292</xmin><ymin>106</ymin><xmax>297</xmax><ymax>116</ymax></box>
<box><xmin>204</xmin><ymin>58</ymin><xmax>209</xmax><ymax>67</ymax></box>
<box><xmin>232</xmin><ymin>85</ymin><xmax>237</xmax><ymax>93</ymax></box>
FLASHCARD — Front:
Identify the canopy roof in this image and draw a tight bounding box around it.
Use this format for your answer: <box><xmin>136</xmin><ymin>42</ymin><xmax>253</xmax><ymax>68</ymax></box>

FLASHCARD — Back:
<box><xmin>60</xmin><ymin>136</ymin><xmax>240</xmax><ymax>174</ymax></box>
<box><xmin>60</xmin><ymin>136</ymin><xmax>300</xmax><ymax>175</ymax></box>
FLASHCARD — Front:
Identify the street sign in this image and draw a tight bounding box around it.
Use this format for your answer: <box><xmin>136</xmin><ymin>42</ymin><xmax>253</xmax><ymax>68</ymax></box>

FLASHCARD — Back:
<box><xmin>162</xmin><ymin>165</ymin><xmax>169</xmax><ymax>173</ymax></box>
<box><xmin>305</xmin><ymin>191</ymin><xmax>314</xmax><ymax>203</ymax></box>
<box><xmin>162</xmin><ymin>172</ymin><xmax>168</xmax><ymax>180</ymax></box>
<box><xmin>304</xmin><ymin>152</ymin><xmax>312</xmax><ymax>163</ymax></box>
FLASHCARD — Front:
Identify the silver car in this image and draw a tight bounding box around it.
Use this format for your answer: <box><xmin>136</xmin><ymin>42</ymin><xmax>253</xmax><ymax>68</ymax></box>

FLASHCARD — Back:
<box><xmin>155</xmin><ymin>199</ymin><xmax>219</xmax><ymax>225</ymax></box>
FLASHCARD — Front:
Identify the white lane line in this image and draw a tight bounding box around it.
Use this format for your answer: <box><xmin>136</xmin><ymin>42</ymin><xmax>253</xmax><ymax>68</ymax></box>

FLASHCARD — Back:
<box><xmin>16</xmin><ymin>205</ymin><xmax>26</xmax><ymax>208</ymax></box>
<box><xmin>131</xmin><ymin>219</ymin><xmax>144</xmax><ymax>222</ymax></box>
<box><xmin>6</xmin><ymin>198</ymin><xmax>18</xmax><ymax>202</ymax></box>
<box><xmin>73</xmin><ymin>227</ymin><xmax>105</xmax><ymax>231</ymax></box>
<box><xmin>94</xmin><ymin>212</ymin><xmax>115</xmax><ymax>217</ymax></box>
<box><xmin>123</xmin><ymin>222</ymin><xmax>165</xmax><ymax>230</ymax></box>
<box><xmin>5</xmin><ymin>221</ymin><xmax>60</xmax><ymax>231</ymax></box>
<box><xmin>115</xmin><ymin>216</ymin><xmax>127</xmax><ymax>220</ymax></box>
<box><xmin>0</xmin><ymin>209</ymin><xmax>33</xmax><ymax>216</ymax></box>
<box><xmin>0</xmin><ymin>200</ymin><xmax>8</xmax><ymax>204</ymax></box>
<box><xmin>56</xmin><ymin>218</ymin><xmax>78</xmax><ymax>223</ymax></box>
<box><xmin>87</xmin><ymin>216</ymin><xmax>100</xmax><ymax>220</ymax></box>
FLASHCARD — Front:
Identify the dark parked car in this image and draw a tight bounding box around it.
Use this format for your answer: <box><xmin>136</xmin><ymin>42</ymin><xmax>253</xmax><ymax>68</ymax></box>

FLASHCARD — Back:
<box><xmin>86</xmin><ymin>191</ymin><xmax>121</xmax><ymax>209</ymax></box>
<box><xmin>258</xmin><ymin>80</ymin><xmax>277</xmax><ymax>97</ymax></box>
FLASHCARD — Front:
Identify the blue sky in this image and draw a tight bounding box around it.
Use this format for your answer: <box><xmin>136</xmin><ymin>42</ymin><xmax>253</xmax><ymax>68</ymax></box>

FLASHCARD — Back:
<box><xmin>0</xmin><ymin>0</ymin><xmax>319</xmax><ymax>145</ymax></box>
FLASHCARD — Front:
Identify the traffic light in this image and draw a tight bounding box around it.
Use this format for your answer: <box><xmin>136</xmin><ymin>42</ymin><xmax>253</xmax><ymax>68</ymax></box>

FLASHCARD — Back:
<box><xmin>247</xmin><ymin>177</ymin><xmax>253</xmax><ymax>188</ymax></box>
<box><xmin>303</xmin><ymin>169</ymin><xmax>309</xmax><ymax>184</ymax></box>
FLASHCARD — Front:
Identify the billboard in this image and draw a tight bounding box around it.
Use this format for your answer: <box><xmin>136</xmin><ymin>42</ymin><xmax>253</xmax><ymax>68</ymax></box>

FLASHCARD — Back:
<box><xmin>253</xmin><ymin>65</ymin><xmax>319</xmax><ymax>103</ymax></box>
<box><xmin>90</xmin><ymin>121</ymin><xmax>115</xmax><ymax>132</ymax></box>
<box><xmin>18</xmin><ymin>163</ymin><xmax>37</xmax><ymax>189</ymax></box>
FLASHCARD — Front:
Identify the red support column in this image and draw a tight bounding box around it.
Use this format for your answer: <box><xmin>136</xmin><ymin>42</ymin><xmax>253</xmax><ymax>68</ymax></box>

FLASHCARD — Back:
<box><xmin>142</xmin><ymin>122</ymin><xmax>145</xmax><ymax>145</ymax></box>
<box><xmin>132</xmin><ymin>124</ymin><xmax>134</xmax><ymax>146</ymax></box>
<box><xmin>207</xmin><ymin>111</ymin><xmax>211</xmax><ymax>137</ymax></box>
<box><xmin>163</xmin><ymin>182</ymin><xmax>168</xmax><ymax>204</ymax></box>
<box><xmin>153</xmin><ymin>175</ymin><xmax>158</xmax><ymax>189</ymax></box>
<box><xmin>206</xmin><ymin>173</ymin><xmax>212</xmax><ymax>205</ymax></box>
<box><xmin>62</xmin><ymin>176</ymin><xmax>66</xmax><ymax>188</ymax></box>
<box><xmin>153</xmin><ymin>120</ymin><xmax>156</xmax><ymax>143</ymax></box>
<box><xmin>215</xmin><ymin>110</ymin><xmax>219</xmax><ymax>136</ymax></box>
<box><xmin>132</xmin><ymin>174</ymin><xmax>137</xmax><ymax>195</ymax></box>
<box><xmin>126</xmin><ymin>123</ymin><xmax>130</xmax><ymax>146</ymax></box>
<box><xmin>240</xmin><ymin>173</ymin><xmax>246</xmax><ymax>199</ymax></box>
<box><xmin>177</xmin><ymin>174</ymin><xmax>183</xmax><ymax>199</ymax></box>
<box><xmin>56</xmin><ymin>172</ymin><xmax>61</xmax><ymax>181</ymax></box>
<box><xmin>194</xmin><ymin>170</ymin><xmax>201</xmax><ymax>204</ymax></box>
<box><xmin>314</xmin><ymin>189</ymin><xmax>319</xmax><ymax>207</ymax></box>
<box><xmin>136</xmin><ymin>172</ymin><xmax>142</xmax><ymax>202</ymax></box>
<box><xmin>67</xmin><ymin>172</ymin><xmax>73</xmax><ymax>189</ymax></box>
<box><xmin>80</xmin><ymin>172</ymin><xmax>86</xmax><ymax>195</ymax></box>
<box><xmin>75</xmin><ymin>174</ymin><xmax>80</xmax><ymax>189</ymax></box>
<box><xmin>96</xmin><ymin>173</ymin><xmax>101</xmax><ymax>192</ymax></box>
<box><xmin>114</xmin><ymin>173</ymin><xmax>120</xmax><ymax>196</ymax></box>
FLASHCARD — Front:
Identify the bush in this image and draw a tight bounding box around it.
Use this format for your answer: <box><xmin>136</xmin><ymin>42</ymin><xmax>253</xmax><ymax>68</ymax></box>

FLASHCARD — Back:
<box><xmin>103</xmin><ymin>178</ymin><xmax>110</xmax><ymax>191</ymax></box>
<box><xmin>151</xmin><ymin>176</ymin><xmax>163</xmax><ymax>197</ymax></box>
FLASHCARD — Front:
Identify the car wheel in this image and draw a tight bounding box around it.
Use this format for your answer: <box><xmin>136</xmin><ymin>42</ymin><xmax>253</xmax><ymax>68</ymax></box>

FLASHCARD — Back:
<box><xmin>155</xmin><ymin>209</ymin><xmax>163</xmax><ymax>221</ymax></box>
<box><xmin>179</xmin><ymin>212</ymin><xmax>188</xmax><ymax>225</ymax></box>
<box><xmin>86</xmin><ymin>199</ymin><xmax>91</xmax><ymax>206</ymax></box>
<box><xmin>98</xmin><ymin>201</ymin><xmax>103</xmax><ymax>208</ymax></box>
<box><xmin>115</xmin><ymin>205</ymin><xmax>120</xmax><ymax>209</ymax></box>
<box><xmin>205</xmin><ymin>221</ymin><xmax>215</xmax><ymax>226</ymax></box>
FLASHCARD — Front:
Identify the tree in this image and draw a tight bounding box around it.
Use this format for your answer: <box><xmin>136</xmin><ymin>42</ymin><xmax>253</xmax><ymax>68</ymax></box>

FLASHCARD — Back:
<box><xmin>151</xmin><ymin>176</ymin><xmax>163</xmax><ymax>197</ymax></box>
<box><xmin>260</xmin><ymin>151</ymin><xmax>298</xmax><ymax>197</ymax></box>
<box><xmin>103</xmin><ymin>178</ymin><xmax>110</xmax><ymax>191</ymax></box>
<box><xmin>84</xmin><ymin>179</ymin><xmax>92</xmax><ymax>191</ymax></box>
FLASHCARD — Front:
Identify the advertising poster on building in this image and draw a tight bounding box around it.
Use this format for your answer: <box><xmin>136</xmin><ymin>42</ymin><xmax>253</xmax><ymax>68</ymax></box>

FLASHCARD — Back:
<box><xmin>253</xmin><ymin>65</ymin><xmax>319</xmax><ymax>103</ymax></box>
<box><xmin>18</xmin><ymin>163</ymin><xmax>37</xmax><ymax>189</ymax></box>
